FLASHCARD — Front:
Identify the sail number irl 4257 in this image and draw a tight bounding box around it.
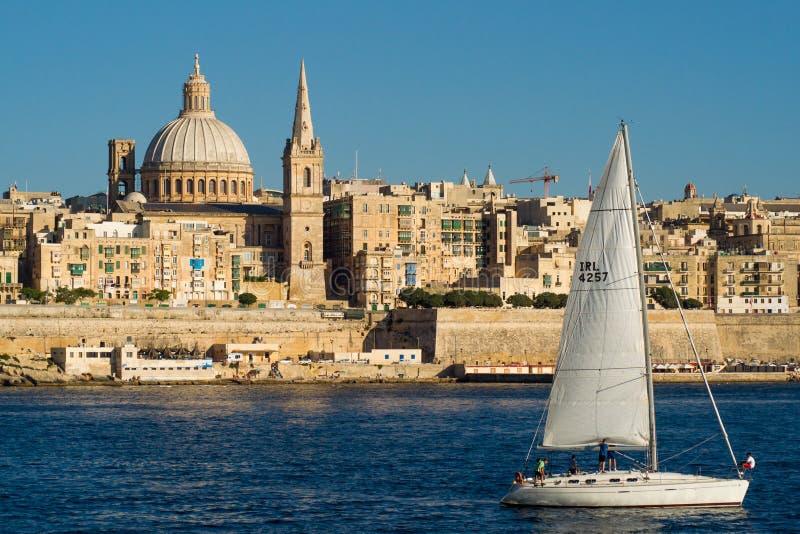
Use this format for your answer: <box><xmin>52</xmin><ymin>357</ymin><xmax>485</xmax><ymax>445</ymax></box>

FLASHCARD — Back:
<box><xmin>578</xmin><ymin>261</ymin><xmax>608</xmax><ymax>283</ymax></box>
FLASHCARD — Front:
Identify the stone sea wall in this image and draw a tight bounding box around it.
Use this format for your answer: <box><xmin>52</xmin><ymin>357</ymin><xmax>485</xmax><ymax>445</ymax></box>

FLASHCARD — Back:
<box><xmin>0</xmin><ymin>305</ymin><xmax>798</xmax><ymax>364</ymax></box>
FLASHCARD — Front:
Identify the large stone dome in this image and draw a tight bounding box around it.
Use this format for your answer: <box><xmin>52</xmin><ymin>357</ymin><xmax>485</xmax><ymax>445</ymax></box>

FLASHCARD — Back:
<box><xmin>143</xmin><ymin>115</ymin><xmax>251</xmax><ymax>169</ymax></box>
<box><xmin>139</xmin><ymin>55</ymin><xmax>254</xmax><ymax>203</ymax></box>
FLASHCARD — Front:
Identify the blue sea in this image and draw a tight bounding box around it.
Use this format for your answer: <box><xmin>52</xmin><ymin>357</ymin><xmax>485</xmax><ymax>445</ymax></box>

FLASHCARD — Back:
<box><xmin>0</xmin><ymin>383</ymin><xmax>796</xmax><ymax>532</ymax></box>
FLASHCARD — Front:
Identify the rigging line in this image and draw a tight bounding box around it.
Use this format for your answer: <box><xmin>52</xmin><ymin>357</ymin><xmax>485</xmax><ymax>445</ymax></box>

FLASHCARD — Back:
<box><xmin>523</xmin><ymin>402</ymin><xmax>549</xmax><ymax>473</ymax></box>
<box><xmin>595</xmin><ymin>373</ymin><xmax>646</xmax><ymax>393</ymax></box>
<box><xmin>615</xmin><ymin>450</ymin><xmax>648</xmax><ymax>469</ymax></box>
<box><xmin>658</xmin><ymin>433</ymin><xmax>721</xmax><ymax>466</ymax></box>
<box><xmin>635</xmin><ymin>182</ymin><xmax>743</xmax><ymax>479</ymax></box>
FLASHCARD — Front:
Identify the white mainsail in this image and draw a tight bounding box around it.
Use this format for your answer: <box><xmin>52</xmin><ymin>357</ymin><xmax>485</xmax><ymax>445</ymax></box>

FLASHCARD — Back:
<box><xmin>541</xmin><ymin>132</ymin><xmax>649</xmax><ymax>450</ymax></box>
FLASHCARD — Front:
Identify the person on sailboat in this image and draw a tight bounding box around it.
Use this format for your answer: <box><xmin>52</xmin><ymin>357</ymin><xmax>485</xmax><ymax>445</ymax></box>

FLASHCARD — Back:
<box><xmin>535</xmin><ymin>458</ymin><xmax>548</xmax><ymax>485</ymax></box>
<box><xmin>741</xmin><ymin>452</ymin><xmax>755</xmax><ymax>471</ymax></box>
<box><xmin>607</xmin><ymin>449</ymin><xmax>618</xmax><ymax>471</ymax></box>
<box><xmin>598</xmin><ymin>438</ymin><xmax>608</xmax><ymax>473</ymax></box>
<box><xmin>569</xmin><ymin>455</ymin><xmax>579</xmax><ymax>475</ymax></box>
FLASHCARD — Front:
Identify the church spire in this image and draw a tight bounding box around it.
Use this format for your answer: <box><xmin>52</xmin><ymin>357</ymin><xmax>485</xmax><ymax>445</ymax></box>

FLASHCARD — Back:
<box><xmin>483</xmin><ymin>164</ymin><xmax>496</xmax><ymax>186</ymax></box>
<box><xmin>460</xmin><ymin>169</ymin><xmax>470</xmax><ymax>186</ymax></box>
<box><xmin>292</xmin><ymin>59</ymin><xmax>314</xmax><ymax>149</ymax></box>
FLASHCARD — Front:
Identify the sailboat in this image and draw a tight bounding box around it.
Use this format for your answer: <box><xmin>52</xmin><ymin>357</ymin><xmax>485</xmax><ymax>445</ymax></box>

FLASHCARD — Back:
<box><xmin>501</xmin><ymin>123</ymin><xmax>749</xmax><ymax>507</ymax></box>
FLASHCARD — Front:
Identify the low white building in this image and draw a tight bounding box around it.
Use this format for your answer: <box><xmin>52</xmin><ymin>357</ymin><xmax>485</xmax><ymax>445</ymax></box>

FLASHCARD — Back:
<box><xmin>51</xmin><ymin>345</ymin><xmax>114</xmax><ymax>377</ymax></box>
<box><xmin>52</xmin><ymin>343</ymin><xmax>217</xmax><ymax>381</ymax></box>
<box><xmin>716</xmin><ymin>295</ymin><xmax>788</xmax><ymax>314</ymax></box>
<box><xmin>333</xmin><ymin>348</ymin><xmax>422</xmax><ymax>364</ymax></box>
<box><xmin>114</xmin><ymin>344</ymin><xmax>215</xmax><ymax>381</ymax></box>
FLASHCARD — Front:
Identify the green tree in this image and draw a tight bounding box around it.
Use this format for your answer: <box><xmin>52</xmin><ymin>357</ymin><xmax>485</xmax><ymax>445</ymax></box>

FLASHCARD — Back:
<box><xmin>73</xmin><ymin>288</ymin><xmax>96</xmax><ymax>302</ymax></box>
<box><xmin>400</xmin><ymin>288</ymin><xmax>429</xmax><ymax>308</ymax></box>
<box><xmin>238</xmin><ymin>292</ymin><xmax>258</xmax><ymax>307</ymax></box>
<box><xmin>483</xmin><ymin>293</ymin><xmax>503</xmax><ymax>307</ymax></box>
<box><xmin>421</xmin><ymin>293</ymin><xmax>444</xmax><ymax>308</ymax></box>
<box><xmin>533</xmin><ymin>292</ymin><xmax>569</xmax><ymax>309</ymax></box>
<box><xmin>146</xmin><ymin>289</ymin><xmax>172</xmax><ymax>302</ymax></box>
<box><xmin>443</xmin><ymin>290</ymin><xmax>467</xmax><ymax>307</ymax></box>
<box><xmin>682</xmin><ymin>298</ymin><xmax>703</xmax><ymax>309</ymax></box>
<box><xmin>652</xmin><ymin>286</ymin><xmax>679</xmax><ymax>309</ymax></box>
<box><xmin>54</xmin><ymin>287</ymin><xmax>78</xmax><ymax>305</ymax></box>
<box><xmin>507</xmin><ymin>293</ymin><xmax>534</xmax><ymax>307</ymax></box>
<box><xmin>20</xmin><ymin>287</ymin><xmax>48</xmax><ymax>303</ymax></box>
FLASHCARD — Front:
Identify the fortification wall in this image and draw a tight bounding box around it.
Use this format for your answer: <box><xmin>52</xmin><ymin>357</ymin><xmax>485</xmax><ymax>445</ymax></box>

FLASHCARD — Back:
<box><xmin>0</xmin><ymin>305</ymin><xmax>373</xmax><ymax>359</ymax></box>
<box><xmin>0</xmin><ymin>305</ymin><xmax>797</xmax><ymax>364</ymax></box>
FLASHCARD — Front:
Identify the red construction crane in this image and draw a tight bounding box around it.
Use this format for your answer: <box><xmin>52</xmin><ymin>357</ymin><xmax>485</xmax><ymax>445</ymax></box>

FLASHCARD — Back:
<box><xmin>510</xmin><ymin>166</ymin><xmax>560</xmax><ymax>197</ymax></box>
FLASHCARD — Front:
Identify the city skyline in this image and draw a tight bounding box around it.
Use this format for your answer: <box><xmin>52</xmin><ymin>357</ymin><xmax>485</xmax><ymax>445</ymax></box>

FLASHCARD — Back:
<box><xmin>0</xmin><ymin>1</ymin><xmax>798</xmax><ymax>201</ymax></box>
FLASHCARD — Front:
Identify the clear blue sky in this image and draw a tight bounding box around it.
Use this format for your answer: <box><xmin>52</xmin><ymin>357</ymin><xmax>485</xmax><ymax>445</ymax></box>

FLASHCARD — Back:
<box><xmin>0</xmin><ymin>0</ymin><xmax>797</xmax><ymax>201</ymax></box>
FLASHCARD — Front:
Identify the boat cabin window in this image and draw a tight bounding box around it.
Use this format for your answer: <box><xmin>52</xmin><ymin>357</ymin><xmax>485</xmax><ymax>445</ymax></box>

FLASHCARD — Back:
<box><xmin>610</xmin><ymin>478</ymin><xmax>621</xmax><ymax>483</ymax></box>
<box><xmin>585</xmin><ymin>479</ymin><xmax>596</xmax><ymax>484</ymax></box>
<box><xmin>568</xmin><ymin>479</ymin><xmax>580</xmax><ymax>484</ymax></box>
<box><xmin>626</xmin><ymin>478</ymin><xmax>638</xmax><ymax>483</ymax></box>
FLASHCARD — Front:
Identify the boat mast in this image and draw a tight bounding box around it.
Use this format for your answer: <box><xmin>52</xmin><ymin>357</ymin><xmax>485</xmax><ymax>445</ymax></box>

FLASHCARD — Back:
<box><xmin>621</xmin><ymin>121</ymin><xmax>658</xmax><ymax>472</ymax></box>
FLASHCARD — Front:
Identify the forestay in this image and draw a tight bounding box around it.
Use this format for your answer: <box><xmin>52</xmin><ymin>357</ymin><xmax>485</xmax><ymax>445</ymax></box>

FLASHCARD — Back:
<box><xmin>541</xmin><ymin>132</ymin><xmax>649</xmax><ymax>450</ymax></box>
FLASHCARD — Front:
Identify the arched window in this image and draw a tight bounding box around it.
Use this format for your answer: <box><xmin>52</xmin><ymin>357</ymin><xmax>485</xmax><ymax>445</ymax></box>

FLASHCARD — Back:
<box><xmin>303</xmin><ymin>242</ymin><xmax>312</xmax><ymax>262</ymax></box>
<box><xmin>221</xmin><ymin>180</ymin><xmax>227</xmax><ymax>194</ymax></box>
<box><xmin>165</xmin><ymin>179</ymin><xmax>171</xmax><ymax>195</ymax></box>
<box><xmin>232</xmin><ymin>180</ymin><xmax>238</xmax><ymax>195</ymax></box>
<box><xmin>304</xmin><ymin>167</ymin><xmax>311</xmax><ymax>188</ymax></box>
<box><xmin>120</xmin><ymin>156</ymin><xmax>127</xmax><ymax>170</ymax></box>
<box><xmin>187</xmin><ymin>179</ymin><xmax>194</xmax><ymax>194</ymax></box>
<box><xmin>744</xmin><ymin>224</ymin><xmax>750</xmax><ymax>236</ymax></box>
<box><xmin>209</xmin><ymin>179</ymin><xmax>217</xmax><ymax>194</ymax></box>
<box><xmin>193</xmin><ymin>96</ymin><xmax>198</xmax><ymax>110</ymax></box>
<box><xmin>200</xmin><ymin>96</ymin><xmax>205</xmax><ymax>110</ymax></box>
<box><xmin>198</xmin><ymin>179</ymin><xmax>205</xmax><ymax>193</ymax></box>
<box><xmin>757</xmin><ymin>224</ymin><xmax>763</xmax><ymax>234</ymax></box>
<box><xmin>240</xmin><ymin>180</ymin><xmax>246</xmax><ymax>196</ymax></box>
<box><xmin>176</xmin><ymin>179</ymin><xmax>182</xmax><ymax>194</ymax></box>
<box><xmin>153</xmin><ymin>179</ymin><xmax>159</xmax><ymax>196</ymax></box>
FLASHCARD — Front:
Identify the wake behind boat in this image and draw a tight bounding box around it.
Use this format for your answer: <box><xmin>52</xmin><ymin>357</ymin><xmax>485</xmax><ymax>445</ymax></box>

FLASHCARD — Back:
<box><xmin>501</xmin><ymin>123</ymin><xmax>749</xmax><ymax>508</ymax></box>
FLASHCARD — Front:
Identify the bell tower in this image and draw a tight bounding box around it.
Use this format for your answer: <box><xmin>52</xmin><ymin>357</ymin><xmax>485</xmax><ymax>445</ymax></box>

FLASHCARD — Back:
<box><xmin>107</xmin><ymin>139</ymin><xmax>136</xmax><ymax>205</ymax></box>
<box><xmin>282</xmin><ymin>60</ymin><xmax>326</xmax><ymax>301</ymax></box>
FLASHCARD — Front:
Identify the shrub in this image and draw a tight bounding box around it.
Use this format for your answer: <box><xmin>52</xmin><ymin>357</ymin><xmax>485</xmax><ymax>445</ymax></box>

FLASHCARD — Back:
<box><xmin>238</xmin><ymin>292</ymin><xmax>258</xmax><ymax>306</ymax></box>
<box><xmin>507</xmin><ymin>294</ymin><xmax>534</xmax><ymax>307</ymax></box>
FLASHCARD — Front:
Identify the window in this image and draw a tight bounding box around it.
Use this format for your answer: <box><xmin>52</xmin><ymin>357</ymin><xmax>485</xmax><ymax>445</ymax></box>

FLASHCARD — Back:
<box><xmin>175</xmin><ymin>179</ymin><xmax>182</xmax><ymax>194</ymax></box>
<box><xmin>165</xmin><ymin>179</ymin><xmax>171</xmax><ymax>195</ymax></box>
<box><xmin>198</xmin><ymin>179</ymin><xmax>205</xmax><ymax>194</ymax></box>
<box><xmin>209</xmin><ymin>180</ymin><xmax>217</xmax><ymax>194</ymax></box>
<box><xmin>187</xmin><ymin>179</ymin><xmax>194</xmax><ymax>194</ymax></box>
<box><xmin>303</xmin><ymin>242</ymin><xmax>312</xmax><ymax>262</ymax></box>
<box><xmin>231</xmin><ymin>180</ymin><xmax>238</xmax><ymax>195</ymax></box>
<box><xmin>221</xmin><ymin>180</ymin><xmax>227</xmax><ymax>194</ymax></box>
<box><xmin>304</xmin><ymin>168</ymin><xmax>312</xmax><ymax>188</ymax></box>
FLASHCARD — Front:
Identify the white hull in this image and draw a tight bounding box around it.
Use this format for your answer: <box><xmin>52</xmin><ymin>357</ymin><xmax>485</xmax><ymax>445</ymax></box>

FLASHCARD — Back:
<box><xmin>501</xmin><ymin>471</ymin><xmax>749</xmax><ymax>508</ymax></box>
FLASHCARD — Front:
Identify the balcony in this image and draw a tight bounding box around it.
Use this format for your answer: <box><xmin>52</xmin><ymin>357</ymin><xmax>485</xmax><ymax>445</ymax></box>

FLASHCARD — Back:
<box><xmin>740</xmin><ymin>280</ymin><xmax>759</xmax><ymax>285</ymax></box>
<box><xmin>644</xmin><ymin>264</ymin><xmax>671</xmax><ymax>272</ymax></box>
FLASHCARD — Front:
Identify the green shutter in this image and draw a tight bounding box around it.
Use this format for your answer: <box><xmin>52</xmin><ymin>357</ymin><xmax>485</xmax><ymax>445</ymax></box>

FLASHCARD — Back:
<box><xmin>142</xmin><ymin>246</ymin><xmax>147</xmax><ymax>254</ymax></box>
<box><xmin>98</xmin><ymin>245</ymin><xmax>103</xmax><ymax>253</ymax></box>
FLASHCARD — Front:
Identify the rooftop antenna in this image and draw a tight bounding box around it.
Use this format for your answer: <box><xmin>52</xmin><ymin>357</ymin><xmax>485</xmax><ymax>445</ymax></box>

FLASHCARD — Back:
<box><xmin>260</xmin><ymin>176</ymin><xmax>264</xmax><ymax>192</ymax></box>
<box><xmin>378</xmin><ymin>167</ymin><xmax>382</xmax><ymax>180</ymax></box>
<box><xmin>354</xmin><ymin>149</ymin><xmax>359</xmax><ymax>180</ymax></box>
<box><xmin>742</xmin><ymin>184</ymin><xmax>747</xmax><ymax>196</ymax></box>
